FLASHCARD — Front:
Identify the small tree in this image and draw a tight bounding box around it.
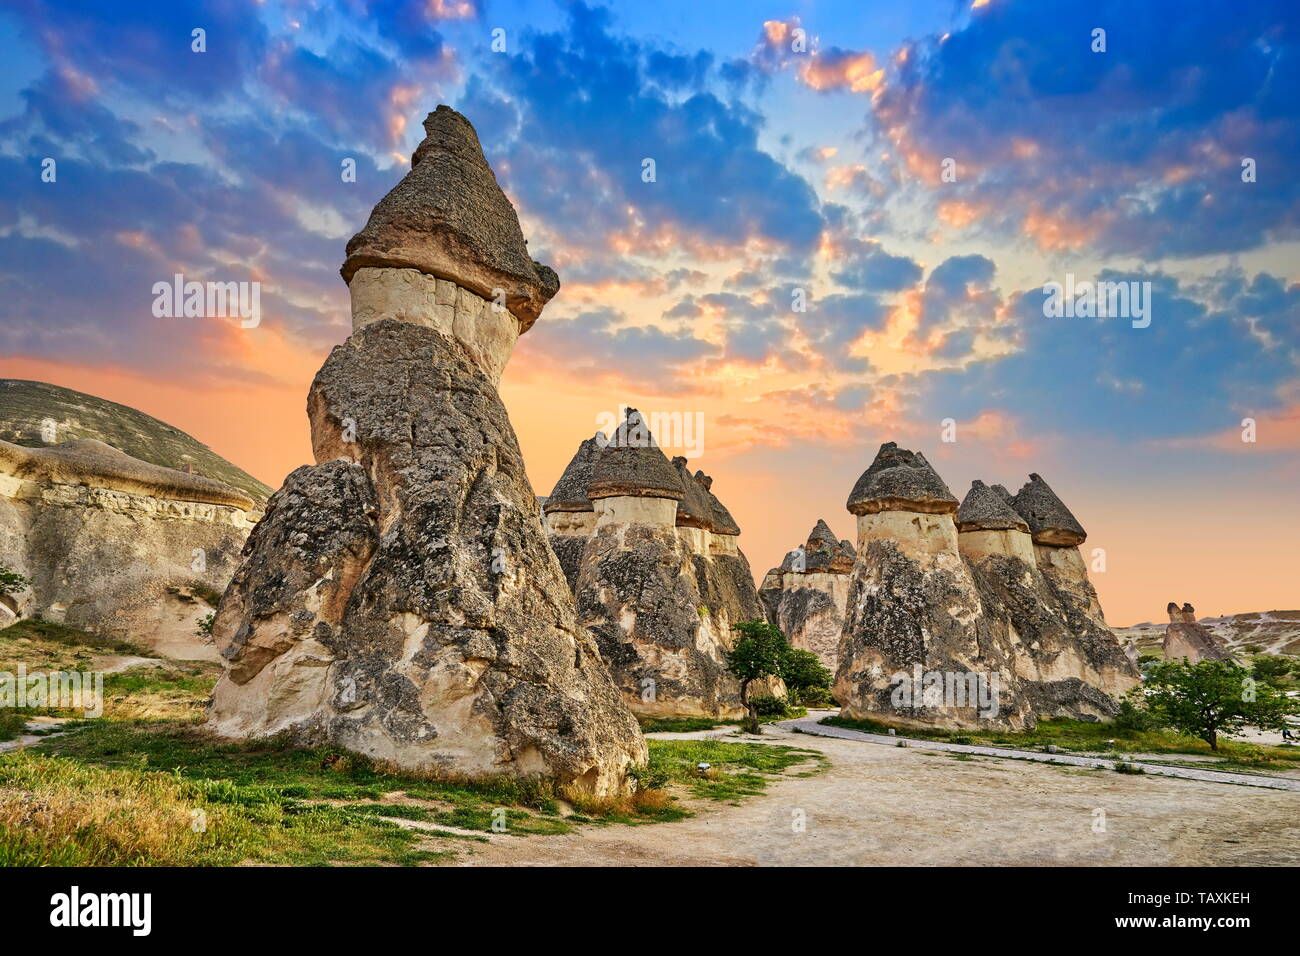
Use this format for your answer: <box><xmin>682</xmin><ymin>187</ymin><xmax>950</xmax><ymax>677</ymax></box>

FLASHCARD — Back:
<box><xmin>1251</xmin><ymin>655</ymin><xmax>1296</xmax><ymax>688</ymax></box>
<box><xmin>781</xmin><ymin>647</ymin><xmax>833</xmax><ymax>706</ymax></box>
<box><xmin>726</xmin><ymin>620</ymin><xmax>789</xmax><ymax>734</ymax></box>
<box><xmin>0</xmin><ymin>563</ymin><xmax>28</xmax><ymax>597</ymax></box>
<box><xmin>1140</xmin><ymin>658</ymin><xmax>1298</xmax><ymax>751</ymax></box>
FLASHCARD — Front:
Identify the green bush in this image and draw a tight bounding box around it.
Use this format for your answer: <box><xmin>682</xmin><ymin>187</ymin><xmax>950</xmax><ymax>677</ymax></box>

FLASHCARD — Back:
<box><xmin>748</xmin><ymin>694</ymin><xmax>788</xmax><ymax>718</ymax></box>
<box><xmin>0</xmin><ymin>563</ymin><xmax>28</xmax><ymax>597</ymax></box>
<box><xmin>626</xmin><ymin>751</ymin><xmax>672</xmax><ymax>791</ymax></box>
<box><xmin>1113</xmin><ymin>698</ymin><xmax>1162</xmax><ymax>733</ymax></box>
<box><xmin>790</xmin><ymin>685</ymin><xmax>834</xmax><ymax>708</ymax></box>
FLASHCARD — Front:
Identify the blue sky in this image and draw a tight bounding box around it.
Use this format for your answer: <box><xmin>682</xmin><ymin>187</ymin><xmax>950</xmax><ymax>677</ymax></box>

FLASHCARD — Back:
<box><xmin>0</xmin><ymin>0</ymin><xmax>1297</xmax><ymax>621</ymax></box>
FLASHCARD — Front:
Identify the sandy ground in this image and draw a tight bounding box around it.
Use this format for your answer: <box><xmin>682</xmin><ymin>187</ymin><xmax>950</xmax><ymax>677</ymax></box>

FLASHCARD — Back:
<box><xmin>454</xmin><ymin>720</ymin><xmax>1300</xmax><ymax>867</ymax></box>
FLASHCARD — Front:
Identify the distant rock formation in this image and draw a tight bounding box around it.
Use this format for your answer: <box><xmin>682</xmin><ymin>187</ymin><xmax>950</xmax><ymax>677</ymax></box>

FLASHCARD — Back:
<box><xmin>207</xmin><ymin>106</ymin><xmax>644</xmax><ymax>796</ymax></box>
<box><xmin>1113</xmin><ymin>609</ymin><xmax>1300</xmax><ymax>658</ymax></box>
<box><xmin>760</xmin><ymin>519</ymin><xmax>854</xmax><ymax>669</ymax></box>
<box><xmin>1163</xmin><ymin>602</ymin><xmax>1234</xmax><ymax>662</ymax></box>
<box><xmin>835</xmin><ymin>443</ymin><xmax>1032</xmax><ymax>730</ymax></box>
<box><xmin>961</xmin><ymin>478</ymin><xmax>1139</xmax><ymax>720</ymax></box>
<box><xmin>833</xmin><ymin>444</ymin><xmax>1138</xmax><ymax>731</ymax></box>
<box><xmin>546</xmin><ymin>411</ymin><xmax>768</xmax><ymax>717</ymax></box>
<box><xmin>0</xmin><ymin>423</ymin><xmax>255</xmax><ymax>658</ymax></box>
<box><xmin>0</xmin><ymin>379</ymin><xmax>272</xmax><ymax>506</ymax></box>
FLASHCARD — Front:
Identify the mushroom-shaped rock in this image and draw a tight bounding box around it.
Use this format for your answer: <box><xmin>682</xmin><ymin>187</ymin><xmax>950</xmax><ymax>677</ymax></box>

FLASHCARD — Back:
<box><xmin>341</xmin><ymin>105</ymin><xmax>559</xmax><ymax>331</ymax></box>
<box><xmin>802</xmin><ymin>519</ymin><xmax>855</xmax><ymax>573</ymax></box>
<box><xmin>1010</xmin><ymin>473</ymin><xmax>1086</xmax><ymax>546</ymax></box>
<box><xmin>957</xmin><ymin>480</ymin><xmax>1030</xmax><ymax>533</ymax></box>
<box><xmin>990</xmin><ymin>483</ymin><xmax>1016</xmax><ymax>509</ymax></box>
<box><xmin>586</xmin><ymin>409</ymin><xmax>683</xmax><ymax>501</ymax></box>
<box><xmin>671</xmin><ymin>457</ymin><xmax>715</xmax><ymax>529</ymax></box>
<box><xmin>544</xmin><ymin>434</ymin><xmax>603</xmax><ymax>514</ymax></box>
<box><xmin>695</xmin><ymin>471</ymin><xmax>741</xmax><ymax>535</ymax></box>
<box><xmin>846</xmin><ymin>442</ymin><xmax>958</xmax><ymax>515</ymax></box>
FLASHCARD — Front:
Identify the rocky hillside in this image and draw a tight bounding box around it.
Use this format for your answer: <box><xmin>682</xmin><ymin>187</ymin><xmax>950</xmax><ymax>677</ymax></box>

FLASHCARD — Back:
<box><xmin>0</xmin><ymin>379</ymin><xmax>272</xmax><ymax>505</ymax></box>
<box><xmin>1114</xmin><ymin>610</ymin><xmax>1300</xmax><ymax>657</ymax></box>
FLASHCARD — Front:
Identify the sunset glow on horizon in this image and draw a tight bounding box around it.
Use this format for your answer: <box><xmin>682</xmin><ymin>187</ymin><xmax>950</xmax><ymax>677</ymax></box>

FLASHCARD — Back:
<box><xmin>2</xmin><ymin>0</ymin><xmax>1297</xmax><ymax>626</ymax></box>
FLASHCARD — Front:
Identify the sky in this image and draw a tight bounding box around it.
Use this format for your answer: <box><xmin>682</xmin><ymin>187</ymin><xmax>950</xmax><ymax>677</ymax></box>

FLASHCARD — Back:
<box><xmin>0</xmin><ymin>0</ymin><xmax>1297</xmax><ymax>625</ymax></box>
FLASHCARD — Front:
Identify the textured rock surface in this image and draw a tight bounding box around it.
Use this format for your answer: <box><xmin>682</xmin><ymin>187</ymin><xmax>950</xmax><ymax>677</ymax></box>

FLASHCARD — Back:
<box><xmin>342</xmin><ymin>106</ymin><xmax>558</xmax><ymax>330</ymax></box>
<box><xmin>1011</xmin><ymin>473</ymin><xmax>1086</xmax><ymax>547</ymax></box>
<box><xmin>762</xmin><ymin>520</ymin><xmax>854</xmax><ymax>669</ymax></box>
<box><xmin>542</xmin><ymin>435</ymin><xmax>601</xmax><ymax>590</ymax></box>
<box><xmin>587</xmin><ymin>409</ymin><xmax>684</xmax><ymax>502</ymax></box>
<box><xmin>209</xmin><ymin>320</ymin><xmax>645</xmax><ymax>793</ymax></box>
<box><xmin>965</xmin><ymin>551</ymin><xmax>1138</xmax><ymax>720</ymax></box>
<box><xmin>0</xmin><ymin>434</ymin><xmax>254</xmax><ymax>658</ymax></box>
<box><xmin>1163</xmin><ymin>602</ymin><xmax>1234</xmax><ymax>662</ymax></box>
<box><xmin>563</xmin><ymin>422</ymin><xmax>768</xmax><ymax>717</ymax></box>
<box><xmin>835</xmin><ymin>535</ymin><xmax>1032</xmax><ymax>731</ymax></box>
<box><xmin>846</xmin><ymin>442</ymin><xmax>958</xmax><ymax>516</ymax></box>
<box><xmin>837</xmin><ymin>450</ymin><xmax>1138</xmax><ymax>729</ymax></box>
<box><xmin>957</xmin><ymin>480</ymin><xmax>1028</xmax><ymax>532</ymax></box>
<box><xmin>348</xmin><ymin>267</ymin><xmax>519</xmax><ymax>384</ymax></box>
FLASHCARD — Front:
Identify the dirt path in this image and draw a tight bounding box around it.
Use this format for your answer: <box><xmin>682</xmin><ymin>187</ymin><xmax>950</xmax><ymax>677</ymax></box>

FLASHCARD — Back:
<box><xmin>454</xmin><ymin>720</ymin><xmax>1300</xmax><ymax>867</ymax></box>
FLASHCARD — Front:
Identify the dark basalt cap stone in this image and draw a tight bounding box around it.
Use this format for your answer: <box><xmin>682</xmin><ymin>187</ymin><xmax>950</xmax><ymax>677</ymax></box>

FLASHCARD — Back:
<box><xmin>585</xmin><ymin>408</ymin><xmax>683</xmax><ymax>501</ymax></box>
<box><xmin>803</xmin><ymin>519</ymin><xmax>855</xmax><ymax>572</ymax></box>
<box><xmin>957</xmin><ymin>480</ymin><xmax>1030</xmax><ymax>533</ymax></box>
<box><xmin>544</xmin><ymin>433</ymin><xmax>603</xmax><ymax>513</ymax></box>
<box><xmin>671</xmin><ymin>457</ymin><xmax>716</xmax><ymax>529</ymax></box>
<box><xmin>990</xmin><ymin>483</ymin><xmax>1015</xmax><ymax>507</ymax></box>
<box><xmin>696</xmin><ymin>470</ymin><xmax>741</xmax><ymax>535</ymax></box>
<box><xmin>1010</xmin><ymin>472</ymin><xmax>1086</xmax><ymax>546</ymax></box>
<box><xmin>845</xmin><ymin>442</ymin><xmax>958</xmax><ymax>516</ymax></box>
<box><xmin>341</xmin><ymin>105</ymin><xmax>560</xmax><ymax>331</ymax></box>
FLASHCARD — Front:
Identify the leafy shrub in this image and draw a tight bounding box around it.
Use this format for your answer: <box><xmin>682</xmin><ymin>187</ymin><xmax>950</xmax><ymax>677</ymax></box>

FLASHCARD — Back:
<box><xmin>0</xmin><ymin>563</ymin><xmax>28</xmax><ymax>596</ymax></box>
<box><xmin>626</xmin><ymin>751</ymin><xmax>672</xmax><ymax>791</ymax></box>
<box><xmin>790</xmin><ymin>685</ymin><xmax>834</xmax><ymax>708</ymax></box>
<box><xmin>1113</xmin><ymin>698</ymin><xmax>1162</xmax><ymax>733</ymax></box>
<box><xmin>748</xmin><ymin>694</ymin><xmax>788</xmax><ymax>718</ymax></box>
<box><xmin>196</xmin><ymin>612</ymin><xmax>215</xmax><ymax>637</ymax></box>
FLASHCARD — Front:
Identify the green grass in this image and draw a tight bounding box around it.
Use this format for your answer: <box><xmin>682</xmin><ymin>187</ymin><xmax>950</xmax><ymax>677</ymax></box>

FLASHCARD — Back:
<box><xmin>0</xmin><ymin>750</ymin><xmax>456</xmax><ymax>866</ymax></box>
<box><xmin>638</xmin><ymin>715</ymin><xmax>728</xmax><ymax>733</ymax></box>
<box><xmin>2</xmin><ymin>619</ymin><xmax>837</xmax><ymax>864</ymax></box>
<box><xmin>645</xmin><ymin>738</ymin><xmax>828</xmax><ymax>805</ymax></box>
<box><xmin>1</xmin><ymin>617</ymin><xmax>155</xmax><ymax>660</ymax></box>
<box><xmin>637</xmin><ymin>707</ymin><xmax>808</xmax><ymax>735</ymax></box>
<box><xmin>821</xmin><ymin>714</ymin><xmax>1300</xmax><ymax>773</ymax></box>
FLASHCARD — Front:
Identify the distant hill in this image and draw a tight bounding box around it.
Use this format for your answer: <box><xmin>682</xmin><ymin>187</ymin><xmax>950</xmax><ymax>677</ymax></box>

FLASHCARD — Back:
<box><xmin>0</xmin><ymin>379</ymin><xmax>273</xmax><ymax>506</ymax></box>
<box><xmin>1114</xmin><ymin>610</ymin><xmax>1300</xmax><ymax>658</ymax></box>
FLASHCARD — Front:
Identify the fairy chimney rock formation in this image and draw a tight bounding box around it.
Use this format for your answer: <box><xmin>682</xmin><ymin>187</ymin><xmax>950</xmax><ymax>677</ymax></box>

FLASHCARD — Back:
<box><xmin>836</xmin><ymin>443</ymin><xmax>1030</xmax><ymax>730</ymax></box>
<box><xmin>1163</xmin><ymin>601</ymin><xmax>1233</xmax><ymax>662</ymax></box>
<box><xmin>846</xmin><ymin>442</ymin><xmax>961</xmax><ymax>558</ymax></box>
<box><xmin>956</xmin><ymin>480</ymin><xmax>1034</xmax><ymax>563</ymax></box>
<box><xmin>1009</xmin><ymin>473</ymin><xmax>1106</xmax><ymax>621</ymax></box>
<box><xmin>542</xmin><ymin>433</ymin><xmax>602</xmax><ymax>589</ymax></box>
<box><xmin>586</xmin><ymin>409</ymin><xmax>683</xmax><ymax>528</ymax></box>
<box><xmin>557</xmin><ymin>412</ymin><xmax>767</xmax><ymax>718</ymax></box>
<box><xmin>208</xmin><ymin>106</ymin><xmax>645</xmax><ymax>796</ymax></box>
<box><xmin>671</xmin><ymin>456</ymin><xmax>716</xmax><ymax>554</ymax></box>
<box><xmin>962</xmin><ymin>473</ymin><xmax>1138</xmax><ymax>721</ymax></box>
<box><xmin>761</xmin><ymin>519</ymin><xmax>855</xmax><ymax>669</ymax></box>
<box><xmin>341</xmin><ymin>105</ymin><xmax>559</xmax><ymax>384</ymax></box>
